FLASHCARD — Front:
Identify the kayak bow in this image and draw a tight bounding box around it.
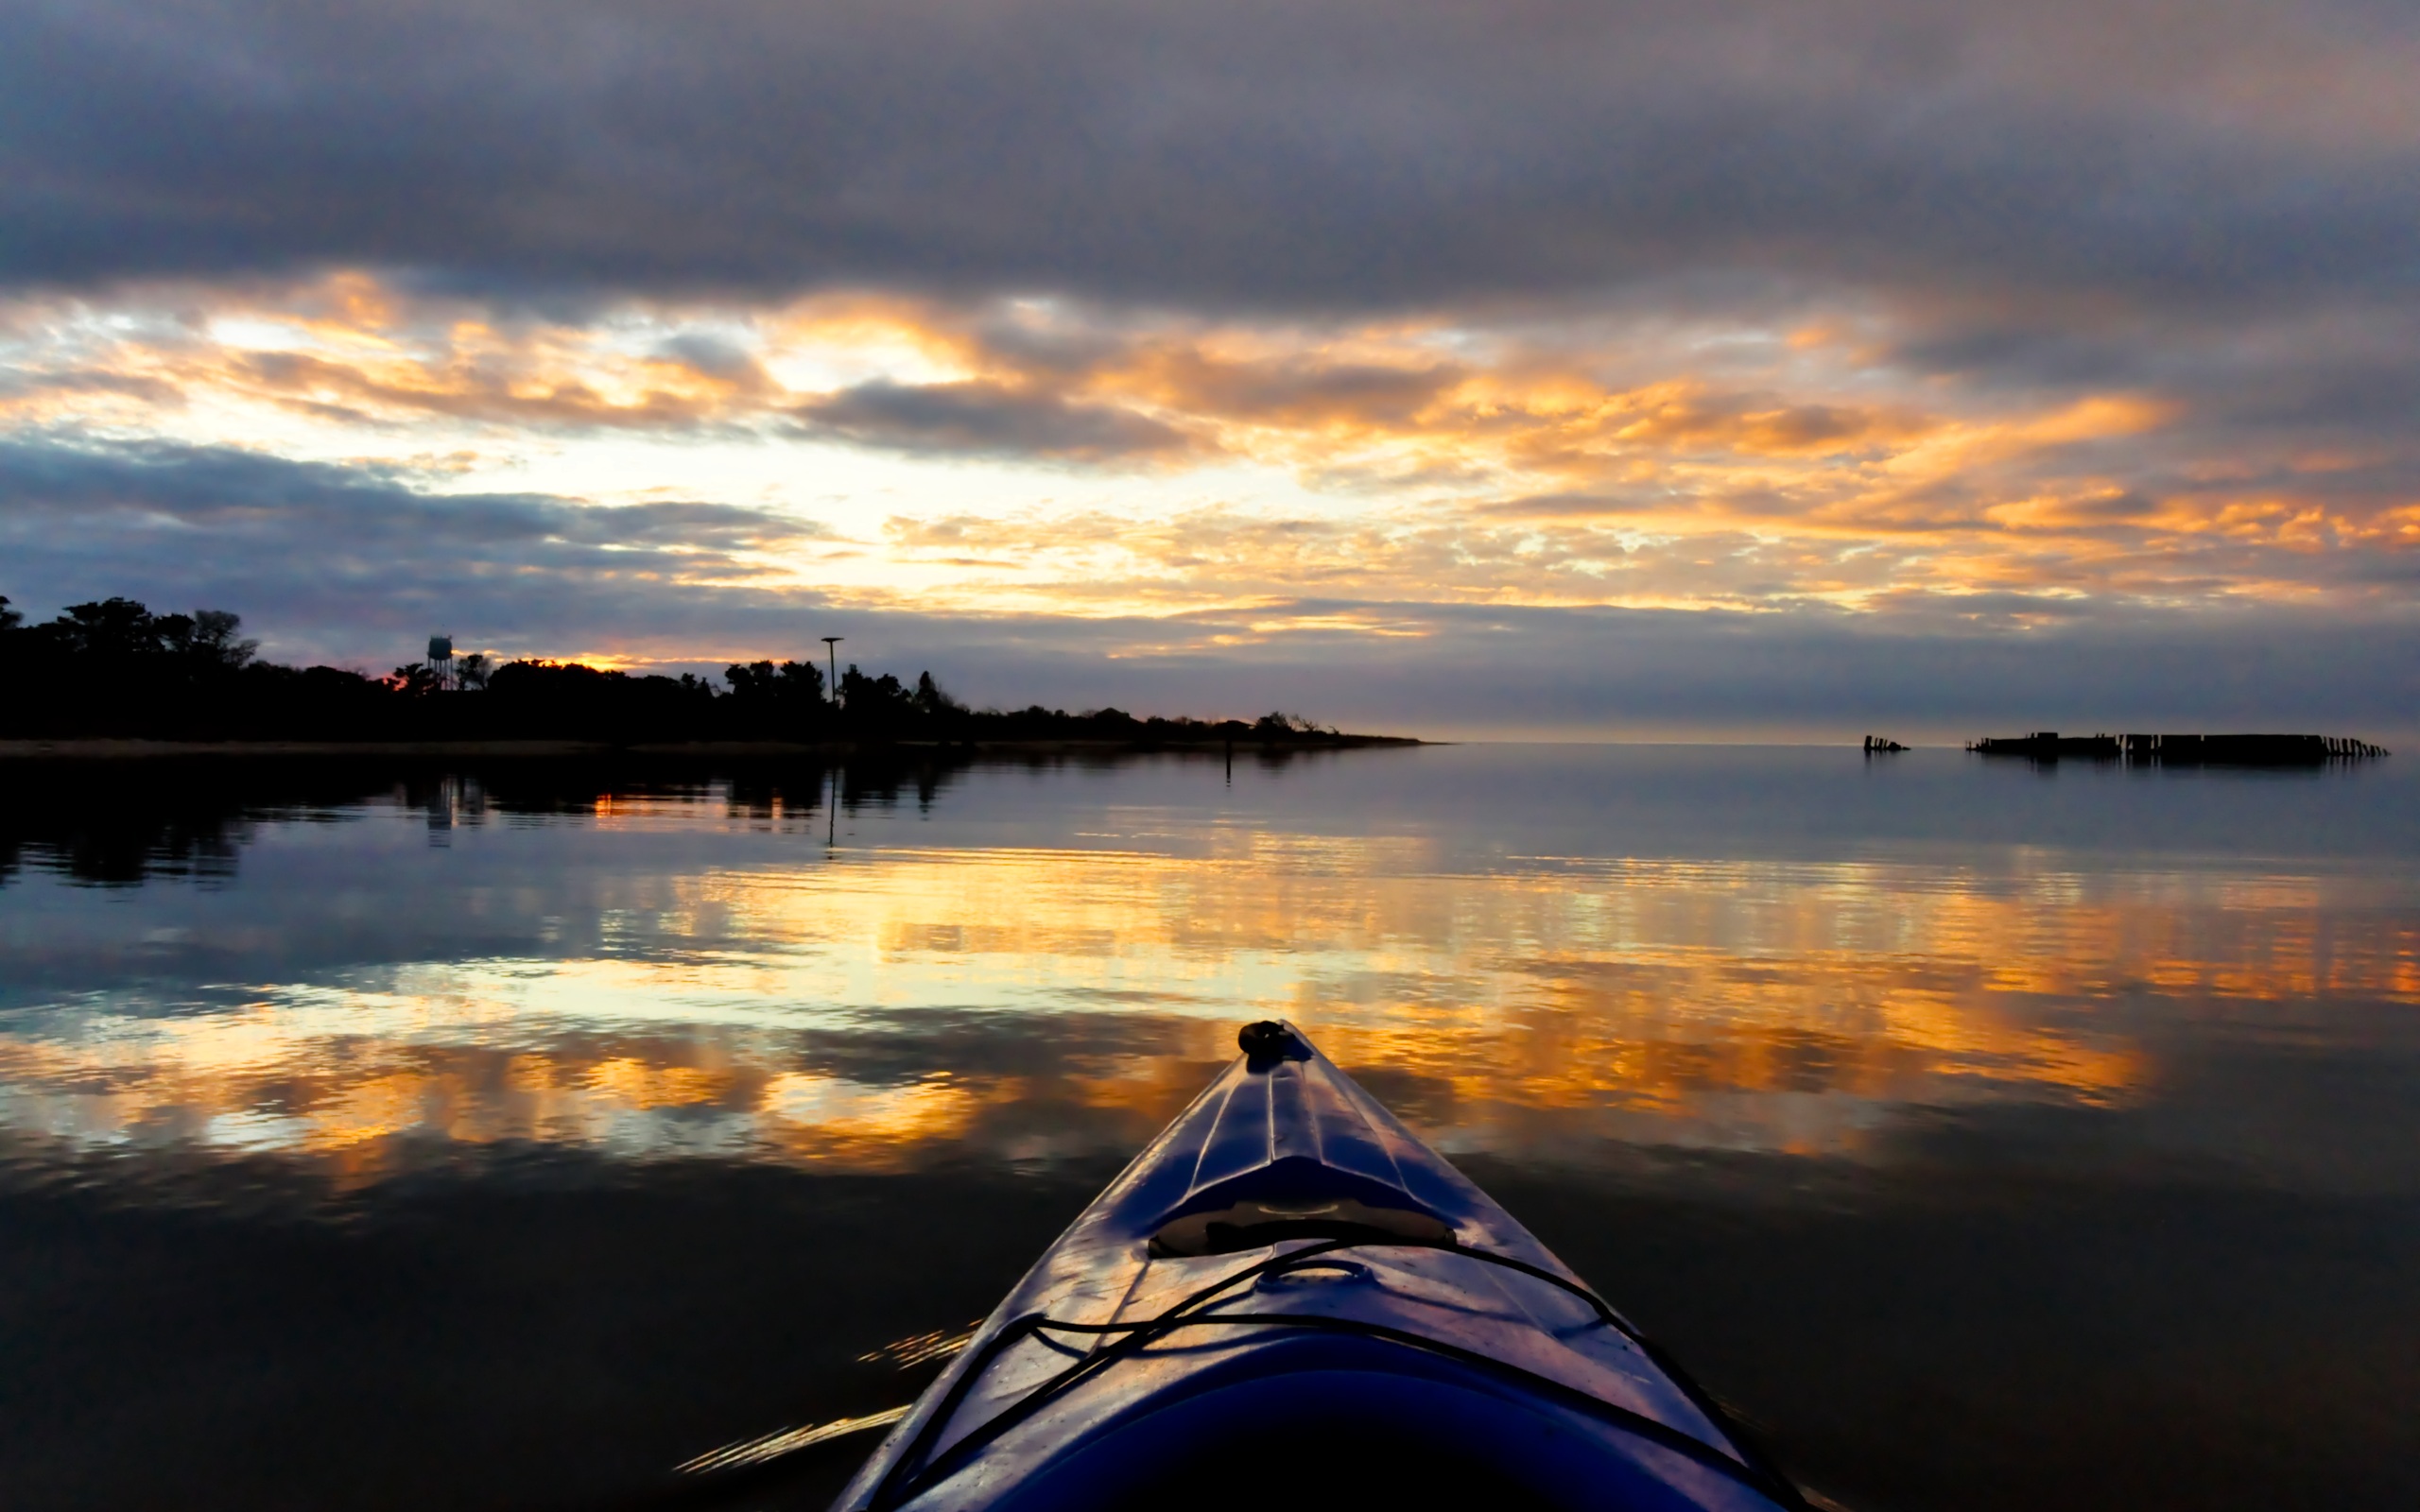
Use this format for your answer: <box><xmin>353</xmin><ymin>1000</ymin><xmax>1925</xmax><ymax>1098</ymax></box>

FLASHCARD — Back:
<box><xmin>834</xmin><ymin>1021</ymin><xmax>1806</xmax><ymax>1512</ymax></box>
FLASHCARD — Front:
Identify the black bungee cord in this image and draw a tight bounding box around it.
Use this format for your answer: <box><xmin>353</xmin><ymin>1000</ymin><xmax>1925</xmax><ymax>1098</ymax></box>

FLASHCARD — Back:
<box><xmin>865</xmin><ymin>1235</ymin><xmax>1808</xmax><ymax>1512</ymax></box>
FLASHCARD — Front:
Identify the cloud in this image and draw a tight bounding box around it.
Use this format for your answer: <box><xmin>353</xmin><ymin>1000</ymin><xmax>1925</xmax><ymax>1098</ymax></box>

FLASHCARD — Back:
<box><xmin>789</xmin><ymin>379</ymin><xmax>1191</xmax><ymax>460</ymax></box>
<box><xmin>226</xmin><ymin>349</ymin><xmax>765</xmax><ymax>431</ymax></box>
<box><xmin>1476</xmin><ymin>493</ymin><xmax>1663</xmax><ymax>521</ymax></box>
<box><xmin>6</xmin><ymin>277</ymin><xmax>2418</xmax><ymax>628</ymax></box>
<box><xmin>0</xmin><ymin>437</ymin><xmax>835</xmax><ymax>663</ymax></box>
<box><xmin>0</xmin><ymin>440</ymin><xmax>821</xmax><ymax>552</ymax></box>
<box><xmin>1</xmin><ymin>0</ymin><xmax>2413</xmax><ymax>328</ymax></box>
<box><xmin>1111</xmin><ymin>350</ymin><xmax>1459</xmax><ymax>429</ymax></box>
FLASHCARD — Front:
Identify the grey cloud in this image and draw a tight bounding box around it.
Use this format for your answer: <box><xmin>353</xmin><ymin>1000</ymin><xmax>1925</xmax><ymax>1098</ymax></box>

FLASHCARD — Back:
<box><xmin>790</xmin><ymin>381</ymin><xmax>1190</xmax><ymax>460</ymax></box>
<box><xmin>1893</xmin><ymin>301</ymin><xmax>2420</xmax><ymax>429</ymax></box>
<box><xmin>0</xmin><ymin>440</ymin><xmax>819</xmax><ymax>549</ymax></box>
<box><xmin>1149</xmin><ymin>359</ymin><xmax>1456</xmax><ymax>425</ymax></box>
<box><xmin>1</xmin><ymin>0</ymin><xmax>2414</xmax><ymax>327</ymax></box>
<box><xmin>2040</xmin><ymin>492</ymin><xmax>2159</xmax><ymax>524</ymax></box>
<box><xmin>650</xmin><ymin>333</ymin><xmax>768</xmax><ymax>384</ymax></box>
<box><xmin>0</xmin><ymin>437</ymin><xmax>834</xmax><ymax>662</ymax></box>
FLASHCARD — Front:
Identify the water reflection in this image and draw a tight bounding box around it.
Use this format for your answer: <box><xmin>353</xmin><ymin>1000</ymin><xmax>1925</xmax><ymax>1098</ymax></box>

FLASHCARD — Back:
<box><xmin>4</xmin><ymin>753</ymin><xmax>2416</xmax><ymax>1187</ymax></box>
<box><xmin>0</xmin><ymin>755</ymin><xmax>1010</xmax><ymax>885</ymax></box>
<box><xmin>3</xmin><ymin>746</ymin><xmax>2417</xmax><ymax>1512</ymax></box>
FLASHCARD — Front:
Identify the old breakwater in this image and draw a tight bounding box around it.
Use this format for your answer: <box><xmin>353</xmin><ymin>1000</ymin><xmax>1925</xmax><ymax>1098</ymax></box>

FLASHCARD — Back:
<box><xmin>1967</xmin><ymin>731</ymin><xmax>2390</xmax><ymax>764</ymax></box>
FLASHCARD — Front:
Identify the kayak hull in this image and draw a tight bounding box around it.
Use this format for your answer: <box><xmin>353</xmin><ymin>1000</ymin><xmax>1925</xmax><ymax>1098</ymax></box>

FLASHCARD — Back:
<box><xmin>833</xmin><ymin>1022</ymin><xmax>1803</xmax><ymax>1512</ymax></box>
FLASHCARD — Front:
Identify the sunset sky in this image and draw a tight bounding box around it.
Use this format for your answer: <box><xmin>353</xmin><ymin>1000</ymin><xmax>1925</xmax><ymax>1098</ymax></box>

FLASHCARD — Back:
<box><xmin>4</xmin><ymin>0</ymin><xmax>2416</xmax><ymax>738</ymax></box>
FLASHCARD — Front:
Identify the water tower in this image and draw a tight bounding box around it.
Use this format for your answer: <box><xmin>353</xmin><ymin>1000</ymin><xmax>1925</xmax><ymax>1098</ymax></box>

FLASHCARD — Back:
<box><xmin>428</xmin><ymin>634</ymin><xmax>455</xmax><ymax>692</ymax></box>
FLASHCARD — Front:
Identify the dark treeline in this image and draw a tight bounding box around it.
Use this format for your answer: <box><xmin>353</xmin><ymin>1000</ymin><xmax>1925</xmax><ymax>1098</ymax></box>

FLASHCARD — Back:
<box><xmin>0</xmin><ymin>596</ymin><xmax>1400</xmax><ymax>747</ymax></box>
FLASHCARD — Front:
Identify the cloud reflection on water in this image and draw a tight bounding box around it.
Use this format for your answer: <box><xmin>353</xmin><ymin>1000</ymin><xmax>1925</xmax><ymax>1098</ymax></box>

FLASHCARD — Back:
<box><xmin>6</xmin><ymin>767</ymin><xmax>2414</xmax><ymax>1183</ymax></box>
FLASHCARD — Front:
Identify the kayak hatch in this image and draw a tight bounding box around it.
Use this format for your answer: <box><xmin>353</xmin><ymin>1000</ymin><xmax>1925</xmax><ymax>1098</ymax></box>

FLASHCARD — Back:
<box><xmin>832</xmin><ymin>1021</ymin><xmax>1806</xmax><ymax>1512</ymax></box>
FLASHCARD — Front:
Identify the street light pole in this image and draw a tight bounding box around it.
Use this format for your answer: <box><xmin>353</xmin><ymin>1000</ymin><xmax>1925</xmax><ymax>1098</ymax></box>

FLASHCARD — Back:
<box><xmin>821</xmin><ymin>636</ymin><xmax>845</xmax><ymax>847</ymax></box>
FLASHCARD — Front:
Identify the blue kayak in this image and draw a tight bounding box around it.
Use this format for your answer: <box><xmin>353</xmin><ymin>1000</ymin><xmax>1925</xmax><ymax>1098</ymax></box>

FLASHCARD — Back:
<box><xmin>830</xmin><ymin>1022</ymin><xmax>1807</xmax><ymax>1512</ymax></box>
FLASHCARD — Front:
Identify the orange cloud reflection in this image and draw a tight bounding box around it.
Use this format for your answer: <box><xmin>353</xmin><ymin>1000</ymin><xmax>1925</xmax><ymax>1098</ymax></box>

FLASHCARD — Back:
<box><xmin>3</xmin><ymin>843</ymin><xmax>2410</xmax><ymax>1179</ymax></box>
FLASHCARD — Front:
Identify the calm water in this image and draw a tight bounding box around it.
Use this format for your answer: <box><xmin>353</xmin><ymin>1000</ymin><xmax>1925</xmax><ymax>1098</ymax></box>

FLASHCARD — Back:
<box><xmin>2</xmin><ymin>746</ymin><xmax>2416</xmax><ymax>1511</ymax></box>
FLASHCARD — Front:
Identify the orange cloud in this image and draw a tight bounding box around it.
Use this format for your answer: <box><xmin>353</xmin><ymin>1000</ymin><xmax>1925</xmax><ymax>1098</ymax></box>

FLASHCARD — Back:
<box><xmin>5</xmin><ymin>274</ymin><xmax>2411</xmax><ymax>624</ymax></box>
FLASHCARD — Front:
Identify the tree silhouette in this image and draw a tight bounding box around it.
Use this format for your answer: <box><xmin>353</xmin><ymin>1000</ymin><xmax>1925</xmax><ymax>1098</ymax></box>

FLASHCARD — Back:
<box><xmin>0</xmin><ymin>591</ymin><xmax>1388</xmax><ymax>747</ymax></box>
<box><xmin>724</xmin><ymin>658</ymin><xmax>826</xmax><ymax>735</ymax></box>
<box><xmin>914</xmin><ymin>671</ymin><xmax>965</xmax><ymax>716</ymax></box>
<box><xmin>389</xmin><ymin>662</ymin><xmax>443</xmax><ymax>696</ymax></box>
<box><xmin>188</xmin><ymin>610</ymin><xmax>258</xmax><ymax>668</ymax></box>
<box><xmin>48</xmin><ymin>598</ymin><xmax>162</xmax><ymax>657</ymax></box>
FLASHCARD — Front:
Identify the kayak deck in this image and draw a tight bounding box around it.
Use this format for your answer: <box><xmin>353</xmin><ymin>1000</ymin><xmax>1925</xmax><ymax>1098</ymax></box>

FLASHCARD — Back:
<box><xmin>832</xmin><ymin>1022</ymin><xmax>1804</xmax><ymax>1512</ymax></box>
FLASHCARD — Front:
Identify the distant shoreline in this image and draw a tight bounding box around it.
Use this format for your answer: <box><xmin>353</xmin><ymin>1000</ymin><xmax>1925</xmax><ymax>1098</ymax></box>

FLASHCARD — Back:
<box><xmin>0</xmin><ymin>733</ymin><xmax>1425</xmax><ymax>761</ymax></box>
<box><xmin>2</xmin><ymin>596</ymin><xmax>1422</xmax><ymax>755</ymax></box>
